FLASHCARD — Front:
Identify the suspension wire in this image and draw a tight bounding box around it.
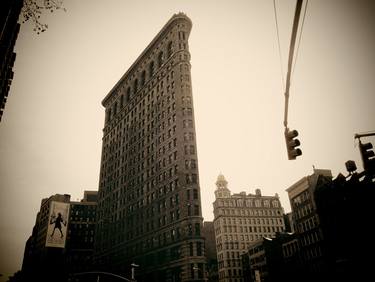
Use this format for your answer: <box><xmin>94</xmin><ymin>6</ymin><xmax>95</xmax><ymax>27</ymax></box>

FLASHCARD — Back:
<box><xmin>273</xmin><ymin>0</ymin><xmax>285</xmax><ymax>88</ymax></box>
<box><xmin>292</xmin><ymin>0</ymin><xmax>309</xmax><ymax>78</ymax></box>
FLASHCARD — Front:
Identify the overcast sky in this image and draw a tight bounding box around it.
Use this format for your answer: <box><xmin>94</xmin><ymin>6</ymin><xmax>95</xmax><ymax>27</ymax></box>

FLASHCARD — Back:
<box><xmin>0</xmin><ymin>0</ymin><xmax>374</xmax><ymax>279</ymax></box>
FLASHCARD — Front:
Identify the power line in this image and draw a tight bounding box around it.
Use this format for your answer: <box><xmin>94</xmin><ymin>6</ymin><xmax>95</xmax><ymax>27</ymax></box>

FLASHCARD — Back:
<box><xmin>292</xmin><ymin>0</ymin><xmax>309</xmax><ymax>78</ymax></box>
<box><xmin>273</xmin><ymin>0</ymin><xmax>285</xmax><ymax>88</ymax></box>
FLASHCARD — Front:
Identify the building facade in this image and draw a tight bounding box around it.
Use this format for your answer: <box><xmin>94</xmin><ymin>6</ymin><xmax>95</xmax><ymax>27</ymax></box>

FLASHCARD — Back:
<box><xmin>314</xmin><ymin>170</ymin><xmax>375</xmax><ymax>281</ymax></box>
<box><xmin>94</xmin><ymin>13</ymin><xmax>206</xmax><ymax>282</ymax></box>
<box><xmin>22</xmin><ymin>191</ymin><xmax>98</xmax><ymax>280</ymax></box>
<box><xmin>0</xmin><ymin>0</ymin><xmax>23</xmax><ymax>122</ymax></box>
<box><xmin>65</xmin><ymin>191</ymin><xmax>98</xmax><ymax>274</ymax></box>
<box><xmin>22</xmin><ymin>194</ymin><xmax>71</xmax><ymax>281</ymax></box>
<box><xmin>213</xmin><ymin>174</ymin><xmax>285</xmax><ymax>282</ymax></box>
<box><xmin>202</xmin><ymin>221</ymin><xmax>219</xmax><ymax>282</ymax></box>
<box><xmin>242</xmin><ymin>232</ymin><xmax>301</xmax><ymax>282</ymax></box>
<box><xmin>286</xmin><ymin>168</ymin><xmax>332</xmax><ymax>280</ymax></box>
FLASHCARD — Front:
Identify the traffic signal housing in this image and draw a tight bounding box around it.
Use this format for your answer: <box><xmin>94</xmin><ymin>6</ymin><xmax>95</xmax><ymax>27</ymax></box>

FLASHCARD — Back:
<box><xmin>285</xmin><ymin>128</ymin><xmax>302</xmax><ymax>160</ymax></box>
<box><xmin>359</xmin><ymin>141</ymin><xmax>375</xmax><ymax>171</ymax></box>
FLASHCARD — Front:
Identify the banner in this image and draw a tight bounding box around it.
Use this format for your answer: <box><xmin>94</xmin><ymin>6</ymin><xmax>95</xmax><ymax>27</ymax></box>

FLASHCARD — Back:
<box><xmin>45</xmin><ymin>201</ymin><xmax>70</xmax><ymax>248</ymax></box>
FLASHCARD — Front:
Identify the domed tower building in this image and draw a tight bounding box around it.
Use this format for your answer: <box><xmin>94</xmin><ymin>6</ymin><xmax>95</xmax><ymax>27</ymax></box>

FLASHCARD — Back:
<box><xmin>213</xmin><ymin>174</ymin><xmax>285</xmax><ymax>282</ymax></box>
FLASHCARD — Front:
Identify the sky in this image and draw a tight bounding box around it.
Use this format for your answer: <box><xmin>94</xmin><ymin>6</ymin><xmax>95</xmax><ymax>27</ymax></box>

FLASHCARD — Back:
<box><xmin>0</xmin><ymin>0</ymin><xmax>374</xmax><ymax>279</ymax></box>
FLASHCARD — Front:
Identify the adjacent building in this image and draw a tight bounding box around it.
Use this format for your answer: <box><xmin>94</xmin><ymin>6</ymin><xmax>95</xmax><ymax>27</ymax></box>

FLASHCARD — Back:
<box><xmin>94</xmin><ymin>13</ymin><xmax>206</xmax><ymax>282</ymax></box>
<box><xmin>0</xmin><ymin>0</ymin><xmax>23</xmax><ymax>122</ymax></box>
<box><xmin>21</xmin><ymin>191</ymin><xmax>98</xmax><ymax>281</ymax></box>
<box><xmin>65</xmin><ymin>191</ymin><xmax>98</xmax><ymax>274</ymax></box>
<box><xmin>202</xmin><ymin>221</ymin><xmax>218</xmax><ymax>282</ymax></box>
<box><xmin>242</xmin><ymin>232</ymin><xmax>301</xmax><ymax>282</ymax></box>
<box><xmin>22</xmin><ymin>194</ymin><xmax>71</xmax><ymax>281</ymax></box>
<box><xmin>286</xmin><ymin>168</ymin><xmax>332</xmax><ymax>280</ymax></box>
<box><xmin>213</xmin><ymin>174</ymin><xmax>285</xmax><ymax>282</ymax></box>
<box><xmin>314</xmin><ymin>170</ymin><xmax>375</xmax><ymax>281</ymax></box>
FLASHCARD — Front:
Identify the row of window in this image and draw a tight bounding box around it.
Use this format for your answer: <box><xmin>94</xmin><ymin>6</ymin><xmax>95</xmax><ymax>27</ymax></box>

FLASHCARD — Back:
<box><xmin>217</xmin><ymin>208</ymin><xmax>283</xmax><ymax>217</ymax></box>
<box><xmin>217</xmin><ymin>198</ymin><xmax>280</xmax><ymax>208</ymax></box>
<box><xmin>218</xmin><ymin>216</ymin><xmax>284</xmax><ymax>226</ymax></box>
<box><xmin>218</xmin><ymin>225</ymin><xmax>284</xmax><ymax>235</ymax></box>
<box><xmin>107</xmin><ymin>42</ymin><xmax>176</xmax><ymax>122</ymax></box>
<box><xmin>216</xmin><ymin>228</ymin><xmax>283</xmax><ymax>245</ymax></box>
<box><xmin>218</xmin><ymin>267</ymin><xmax>243</xmax><ymax>279</ymax></box>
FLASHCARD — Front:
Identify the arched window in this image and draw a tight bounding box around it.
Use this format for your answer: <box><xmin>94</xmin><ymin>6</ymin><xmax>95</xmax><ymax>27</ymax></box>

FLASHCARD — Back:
<box><xmin>167</xmin><ymin>42</ymin><xmax>173</xmax><ymax>57</ymax></box>
<box><xmin>158</xmin><ymin>51</ymin><xmax>164</xmax><ymax>67</ymax></box>
<box><xmin>149</xmin><ymin>61</ymin><xmax>154</xmax><ymax>77</ymax></box>
<box><xmin>127</xmin><ymin>87</ymin><xmax>131</xmax><ymax>101</ymax></box>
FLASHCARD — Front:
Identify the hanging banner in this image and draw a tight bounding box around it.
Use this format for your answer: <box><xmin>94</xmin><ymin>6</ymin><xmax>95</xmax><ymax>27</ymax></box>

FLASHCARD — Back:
<box><xmin>45</xmin><ymin>201</ymin><xmax>70</xmax><ymax>248</ymax></box>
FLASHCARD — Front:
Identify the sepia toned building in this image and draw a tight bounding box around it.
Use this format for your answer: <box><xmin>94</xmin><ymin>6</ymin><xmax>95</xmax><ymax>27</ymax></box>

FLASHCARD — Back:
<box><xmin>0</xmin><ymin>0</ymin><xmax>23</xmax><ymax>122</ymax></box>
<box><xmin>242</xmin><ymin>232</ymin><xmax>302</xmax><ymax>282</ymax></box>
<box><xmin>94</xmin><ymin>13</ymin><xmax>206</xmax><ymax>282</ymax></box>
<box><xmin>286</xmin><ymin>168</ymin><xmax>332</xmax><ymax>280</ymax></box>
<box><xmin>213</xmin><ymin>174</ymin><xmax>285</xmax><ymax>282</ymax></box>
<box><xmin>202</xmin><ymin>221</ymin><xmax>219</xmax><ymax>282</ymax></box>
<box><xmin>22</xmin><ymin>194</ymin><xmax>71</xmax><ymax>281</ymax></box>
<box><xmin>65</xmin><ymin>191</ymin><xmax>98</xmax><ymax>274</ymax></box>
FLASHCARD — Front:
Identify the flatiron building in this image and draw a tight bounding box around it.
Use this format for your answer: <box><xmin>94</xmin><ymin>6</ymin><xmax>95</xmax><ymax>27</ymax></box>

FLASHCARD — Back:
<box><xmin>94</xmin><ymin>13</ymin><xmax>206</xmax><ymax>282</ymax></box>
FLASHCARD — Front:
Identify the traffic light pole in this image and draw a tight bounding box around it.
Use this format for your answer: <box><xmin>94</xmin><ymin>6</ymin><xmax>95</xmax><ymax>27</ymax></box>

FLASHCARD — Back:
<box><xmin>283</xmin><ymin>0</ymin><xmax>304</xmax><ymax>160</ymax></box>
<box><xmin>283</xmin><ymin>0</ymin><xmax>303</xmax><ymax>129</ymax></box>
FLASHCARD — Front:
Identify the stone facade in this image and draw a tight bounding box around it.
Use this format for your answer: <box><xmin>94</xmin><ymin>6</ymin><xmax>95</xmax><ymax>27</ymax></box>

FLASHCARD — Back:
<box><xmin>94</xmin><ymin>13</ymin><xmax>206</xmax><ymax>282</ymax></box>
<box><xmin>213</xmin><ymin>174</ymin><xmax>285</xmax><ymax>282</ymax></box>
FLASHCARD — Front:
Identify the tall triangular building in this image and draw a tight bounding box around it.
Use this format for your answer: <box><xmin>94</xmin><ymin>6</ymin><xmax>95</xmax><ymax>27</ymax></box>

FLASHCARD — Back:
<box><xmin>94</xmin><ymin>13</ymin><xmax>206</xmax><ymax>282</ymax></box>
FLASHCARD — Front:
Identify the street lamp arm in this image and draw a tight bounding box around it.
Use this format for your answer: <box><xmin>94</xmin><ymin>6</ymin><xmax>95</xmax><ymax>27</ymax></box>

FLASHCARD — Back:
<box><xmin>70</xmin><ymin>271</ymin><xmax>133</xmax><ymax>281</ymax></box>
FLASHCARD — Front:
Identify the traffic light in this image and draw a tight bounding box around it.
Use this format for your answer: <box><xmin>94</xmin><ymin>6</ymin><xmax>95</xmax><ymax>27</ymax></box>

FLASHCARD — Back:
<box><xmin>359</xmin><ymin>141</ymin><xmax>375</xmax><ymax>171</ymax></box>
<box><xmin>285</xmin><ymin>128</ymin><xmax>302</xmax><ymax>160</ymax></box>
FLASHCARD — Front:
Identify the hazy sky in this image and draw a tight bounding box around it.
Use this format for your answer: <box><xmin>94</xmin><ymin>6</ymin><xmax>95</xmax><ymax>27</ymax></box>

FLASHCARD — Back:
<box><xmin>1</xmin><ymin>0</ymin><xmax>374</xmax><ymax>279</ymax></box>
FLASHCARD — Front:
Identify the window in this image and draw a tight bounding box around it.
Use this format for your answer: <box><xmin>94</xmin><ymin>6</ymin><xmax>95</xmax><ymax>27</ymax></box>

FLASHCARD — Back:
<box><xmin>134</xmin><ymin>79</ymin><xmax>138</xmax><ymax>94</ymax></box>
<box><xmin>190</xmin><ymin>145</ymin><xmax>195</xmax><ymax>154</ymax></box>
<box><xmin>120</xmin><ymin>95</ymin><xmax>124</xmax><ymax>108</ymax></box>
<box><xmin>195</xmin><ymin>223</ymin><xmax>200</xmax><ymax>235</ymax></box>
<box><xmin>167</xmin><ymin>41</ymin><xmax>173</xmax><ymax>57</ymax></box>
<box><xmin>194</xmin><ymin>205</ymin><xmax>199</xmax><ymax>215</ymax></box>
<box><xmin>113</xmin><ymin>102</ymin><xmax>117</xmax><ymax>115</ymax></box>
<box><xmin>127</xmin><ymin>87</ymin><xmax>131</xmax><ymax>101</ymax></box>
<box><xmin>107</xmin><ymin>108</ymin><xmax>112</xmax><ymax>122</ymax></box>
<box><xmin>141</xmin><ymin>70</ymin><xmax>146</xmax><ymax>86</ymax></box>
<box><xmin>197</xmin><ymin>242</ymin><xmax>202</xmax><ymax>256</ymax></box>
<box><xmin>188</xmin><ymin>224</ymin><xmax>193</xmax><ymax>235</ymax></box>
<box><xmin>149</xmin><ymin>61</ymin><xmax>154</xmax><ymax>76</ymax></box>
<box><xmin>193</xmin><ymin>189</ymin><xmax>198</xmax><ymax>199</ymax></box>
<box><xmin>158</xmin><ymin>51</ymin><xmax>164</xmax><ymax>67</ymax></box>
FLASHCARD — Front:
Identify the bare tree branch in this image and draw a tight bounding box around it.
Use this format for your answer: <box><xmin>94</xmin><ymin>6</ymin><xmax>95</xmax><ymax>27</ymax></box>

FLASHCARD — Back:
<box><xmin>21</xmin><ymin>0</ymin><xmax>66</xmax><ymax>34</ymax></box>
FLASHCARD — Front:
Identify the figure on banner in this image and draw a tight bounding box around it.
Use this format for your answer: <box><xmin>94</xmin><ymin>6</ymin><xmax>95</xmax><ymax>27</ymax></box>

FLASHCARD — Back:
<box><xmin>50</xmin><ymin>212</ymin><xmax>67</xmax><ymax>238</ymax></box>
